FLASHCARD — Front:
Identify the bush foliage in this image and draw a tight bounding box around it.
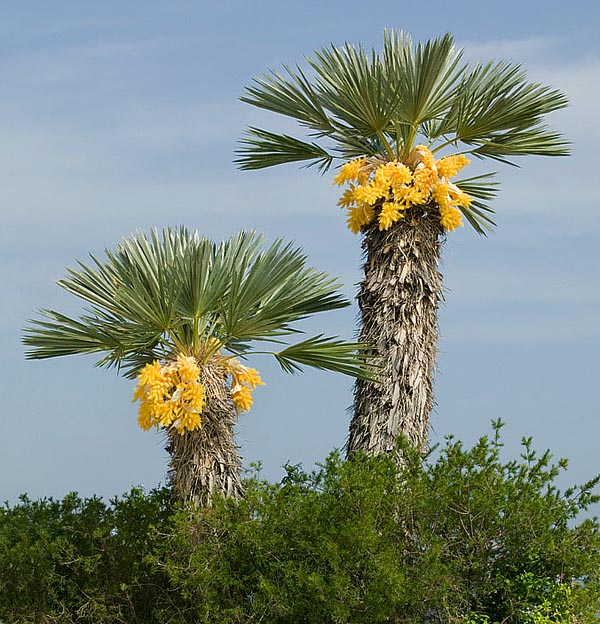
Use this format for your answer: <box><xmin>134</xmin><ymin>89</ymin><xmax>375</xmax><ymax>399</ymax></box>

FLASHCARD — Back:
<box><xmin>1</xmin><ymin>422</ymin><xmax>599</xmax><ymax>623</ymax></box>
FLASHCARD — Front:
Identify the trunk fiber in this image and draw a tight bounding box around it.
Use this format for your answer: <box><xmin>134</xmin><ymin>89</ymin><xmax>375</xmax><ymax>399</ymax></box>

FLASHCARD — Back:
<box><xmin>348</xmin><ymin>205</ymin><xmax>444</xmax><ymax>460</ymax></box>
<box><xmin>166</xmin><ymin>365</ymin><xmax>243</xmax><ymax>506</ymax></box>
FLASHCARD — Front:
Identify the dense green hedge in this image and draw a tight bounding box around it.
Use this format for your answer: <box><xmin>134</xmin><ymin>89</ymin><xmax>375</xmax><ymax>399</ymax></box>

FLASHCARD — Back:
<box><xmin>1</xmin><ymin>422</ymin><xmax>599</xmax><ymax>623</ymax></box>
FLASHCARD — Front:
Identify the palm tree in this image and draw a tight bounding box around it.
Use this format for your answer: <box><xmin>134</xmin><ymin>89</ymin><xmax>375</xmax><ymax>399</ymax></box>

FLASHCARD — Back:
<box><xmin>236</xmin><ymin>30</ymin><xmax>569</xmax><ymax>460</ymax></box>
<box><xmin>23</xmin><ymin>228</ymin><xmax>371</xmax><ymax>505</ymax></box>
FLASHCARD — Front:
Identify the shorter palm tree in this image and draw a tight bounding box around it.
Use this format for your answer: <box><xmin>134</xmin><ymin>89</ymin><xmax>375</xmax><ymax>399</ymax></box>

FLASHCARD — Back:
<box><xmin>24</xmin><ymin>228</ymin><xmax>371</xmax><ymax>505</ymax></box>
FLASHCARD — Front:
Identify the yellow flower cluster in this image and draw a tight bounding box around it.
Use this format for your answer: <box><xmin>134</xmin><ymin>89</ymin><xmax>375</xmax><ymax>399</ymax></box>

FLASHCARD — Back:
<box><xmin>334</xmin><ymin>146</ymin><xmax>472</xmax><ymax>233</ymax></box>
<box><xmin>133</xmin><ymin>354</ymin><xmax>205</xmax><ymax>435</ymax></box>
<box><xmin>226</xmin><ymin>359</ymin><xmax>265</xmax><ymax>413</ymax></box>
<box><xmin>133</xmin><ymin>353</ymin><xmax>266</xmax><ymax>432</ymax></box>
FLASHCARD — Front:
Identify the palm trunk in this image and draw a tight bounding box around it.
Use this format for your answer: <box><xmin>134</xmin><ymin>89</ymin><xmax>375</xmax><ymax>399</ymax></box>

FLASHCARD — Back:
<box><xmin>347</xmin><ymin>205</ymin><xmax>444</xmax><ymax>460</ymax></box>
<box><xmin>165</xmin><ymin>365</ymin><xmax>243</xmax><ymax>506</ymax></box>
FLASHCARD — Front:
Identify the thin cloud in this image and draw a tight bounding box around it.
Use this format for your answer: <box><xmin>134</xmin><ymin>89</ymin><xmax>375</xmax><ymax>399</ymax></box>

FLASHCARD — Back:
<box><xmin>0</xmin><ymin>35</ymin><xmax>196</xmax><ymax>88</ymax></box>
<box><xmin>459</xmin><ymin>35</ymin><xmax>565</xmax><ymax>64</ymax></box>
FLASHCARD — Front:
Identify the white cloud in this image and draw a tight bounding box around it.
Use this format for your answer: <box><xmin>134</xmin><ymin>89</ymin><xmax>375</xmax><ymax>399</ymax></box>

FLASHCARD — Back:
<box><xmin>0</xmin><ymin>34</ymin><xmax>195</xmax><ymax>89</ymax></box>
<box><xmin>459</xmin><ymin>35</ymin><xmax>565</xmax><ymax>64</ymax></box>
<box><xmin>531</xmin><ymin>59</ymin><xmax>600</xmax><ymax>140</ymax></box>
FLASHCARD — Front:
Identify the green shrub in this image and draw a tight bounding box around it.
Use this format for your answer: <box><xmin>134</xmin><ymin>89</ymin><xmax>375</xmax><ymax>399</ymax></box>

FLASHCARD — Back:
<box><xmin>0</xmin><ymin>486</ymin><xmax>175</xmax><ymax>623</ymax></box>
<box><xmin>1</xmin><ymin>422</ymin><xmax>598</xmax><ymax>623</ymax></box>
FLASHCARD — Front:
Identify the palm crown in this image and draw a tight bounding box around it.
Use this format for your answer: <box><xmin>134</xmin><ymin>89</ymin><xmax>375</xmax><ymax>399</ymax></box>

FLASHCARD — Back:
<box><xmin>24</xmin><ymin>227</ymin><xmax>370</xmax><ymax>383</ymax></box>
<box><xmin>236</xmin><ymin>30</ymin><xmax>569</xmax><ymax>234</ymax></box>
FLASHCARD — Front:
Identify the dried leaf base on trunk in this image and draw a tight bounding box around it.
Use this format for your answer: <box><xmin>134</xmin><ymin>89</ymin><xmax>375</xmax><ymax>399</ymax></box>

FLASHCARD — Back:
<box><xmin>165</xmin><ymin>366</ymin><xmax>243</xmax><ymax>506</ymax></box>
<box><xmin>348</xmin><ymin>204</ymin><xmax>444</xmax><ymax>461</ymax></box>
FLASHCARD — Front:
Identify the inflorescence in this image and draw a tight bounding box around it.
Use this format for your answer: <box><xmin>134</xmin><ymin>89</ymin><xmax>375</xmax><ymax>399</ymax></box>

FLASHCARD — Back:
<box><xmin>133</xmin><ymin>353</ymin><xmax>264</xmax><ymax>434</ymax></box>
<box><xmin>334</xmin><ymin>145</ymin><xmax>472</xmax><ymax>234</ymax></box>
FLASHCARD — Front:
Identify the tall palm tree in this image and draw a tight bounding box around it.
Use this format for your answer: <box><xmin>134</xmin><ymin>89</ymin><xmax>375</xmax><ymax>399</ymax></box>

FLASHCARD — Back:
<box><xmin>236</xmin><ymin>31</ymin><xmax>569</xmax><ymax>460</ymax></box>
<box><xmin>23</xmin><ymin>228</ymin><xmax>371</xmax><ymax>505</ymax></box>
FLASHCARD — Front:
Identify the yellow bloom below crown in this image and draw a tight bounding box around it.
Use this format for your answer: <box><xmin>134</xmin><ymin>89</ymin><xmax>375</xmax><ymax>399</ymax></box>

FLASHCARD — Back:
<box><xmin>133</xmin><ymin>354</ymin><xmax>265</xmax><ymax>434</ymax></box>
<box><xmin>133</xmin><ymin>354</ymin><xmax>205</xmax><ymax>435</ymax></box>
<box><xmin>334</xmin><ymin>146</ymin><xmax>471</xmax><ymax>234</ymax></box>
<box><xmin>226</xmin><ymin>359</ymin><xmax>265</xmax><ymax>413</ymax></box>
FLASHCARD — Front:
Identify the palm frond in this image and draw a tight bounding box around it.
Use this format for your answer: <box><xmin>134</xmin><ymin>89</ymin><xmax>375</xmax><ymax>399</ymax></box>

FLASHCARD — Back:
<box><xmin>176</xmin><ymin>235</ymin><xmax>222</xmax><ymax>320</ymax></box>
<box><xmin>329</xmin><ymin>130</ymin><xmax>384</xmax><ymax>160</ymax></box>
<box><xmin>454</xmin><ymin>173</ymin><xmax>500</xmax><ymax>235</ymax></box>
<box><xmin>104</xmin><ymin>230</ymin><xmax>184</xmax><ymax>330</ymax></box>
<box><xmin>23</xmin><ymin>309</ymin><xmax>164</xmax><ymax>375</ymax></box>
<box><xmin>235</xmin><ymin>127</ymin><xmax>334</xmax><ymax>171</ymax></box>
<box><xmin>241</xmin><ymin>64</ymin><xmax>334</xmax><ymax>133</ymax></box>
<box><xmin>431</xmin><ymin>60</ymin><xmax>570</xmax><ymax>160</ymax></box>
<box><xmin>308</xmin><ymin>42</ymin><xmax>395</xmax><ymax>138</ymax></box>
<box><xmin>274</xmin><ymin>334</ymin><xmax>378</xmax><ymax>381</ymax></box>
<box><xmin>217</xmin><ymin>234</ymin><xmax>349</xmax><ymax>342</ymax></box>
<box><xmin>24</xmin><ymin>310</ymin><xmax>120</xmax><ymax>360</ymax></box>
<box><xmin>382</xmin><ymin>31</ymin><xmax>463</xmax><ymax>141</ymax></box>
<box><xmin>468</xmin><ymin>125</ymin><xmax>570</xmax><ymax>160</ymax></box>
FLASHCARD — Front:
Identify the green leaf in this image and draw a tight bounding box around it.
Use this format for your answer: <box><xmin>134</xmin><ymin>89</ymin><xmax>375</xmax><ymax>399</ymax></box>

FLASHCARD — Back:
<box><xmin>216</xmin><ymin>234</ymin><xmax>349</xmax><ymax>342</ymax></box>
<box><xmin>431</xmin><ymin>60</ymin><xmax>570</xmax><ymax>161</ymax></box>
<box><xmin>382</xmin><ymin>31</ymin><xmax>464</xmax><ymax>140</ymax></box>
<box><xmin>308</xmin><ymin>42</ymin><xmax>394</xmax><ymax>137</ymax></box>
<box><xmin>23</xmin><ymin>310</ymin><xmax>164</xmax><ymax>378</ymax></box>
<box><xmin>236</xmin><ymin>127</ymin><xmax>334</xmax><ymax>171</ymax></box>
<box><xmin>241</xmin><ymin>64</ymin><xmax>334</xmax><ymax>132</ymax></box>
<box><xmin>453</xmin><ymin>173</ymin><xmax>500</xmax><ymax>235</ymax></box>
<box><xmin>274</xmin><ymin>335</ymin><xmax>378</xmax><ymax>381</ymax></box>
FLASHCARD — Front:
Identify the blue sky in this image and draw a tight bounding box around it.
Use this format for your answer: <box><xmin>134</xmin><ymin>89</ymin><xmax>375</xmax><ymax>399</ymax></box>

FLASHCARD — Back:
<box><xmin>1</xmin><ymin>1</ymin><xmax>599</xmax><ymax>503</ymax></box>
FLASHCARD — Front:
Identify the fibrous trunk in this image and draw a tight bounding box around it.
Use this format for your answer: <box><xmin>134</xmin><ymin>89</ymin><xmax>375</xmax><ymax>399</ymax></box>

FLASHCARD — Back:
<box><xmin>166</xmin><ymin>365</ymin><xmax>243</xmax><ymax>506</ymax></box>
<box><xmin>348</xmin><ymin>205</ymin><xmax>444</xmax><ymax>460</ymax></box>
